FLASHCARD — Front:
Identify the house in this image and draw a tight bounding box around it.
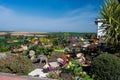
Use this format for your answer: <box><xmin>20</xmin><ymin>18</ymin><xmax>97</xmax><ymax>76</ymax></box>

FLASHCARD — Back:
<box><xmin>95</xmin><ymin>18</ymin><xmax>106</xmax><ymax>38</ymax></box>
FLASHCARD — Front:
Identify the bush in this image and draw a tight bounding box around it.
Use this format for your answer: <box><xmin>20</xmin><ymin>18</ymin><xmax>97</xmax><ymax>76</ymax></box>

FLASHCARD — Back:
<box><xmin>91</xmin><ymin>54</ymin><xmax>120</xmax><ymax>80</ymax></box>
<box><xmin>0</xmin><ymin>46</ymin><xmax>9</xmax><ymax>52</ymax></box>
<box><xmin>0</xmin><ymin>55</ymin><xmax>34</xmax><ymax>75</ymax></box>
<box><xmin>47</xmin><ymin>71</ymin><xmax>62</xmax><ymax>80</ymax></box>
<box><xmin>27</xmin><ymin>45</ymin><xmax>53</xmax><ymax>56</ymax></box>
<box><xmin>61</xmin><ymin>60</ymin><xmax>94</xmax><ymax>80</ymax></box>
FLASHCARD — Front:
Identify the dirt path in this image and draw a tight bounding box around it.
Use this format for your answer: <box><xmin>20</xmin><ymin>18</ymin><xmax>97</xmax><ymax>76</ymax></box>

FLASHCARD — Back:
<box><xmin>0</xmin><ymin>76</ymin><xmax>26</xmax><ymax>80</ymax></box>
<box><xmin>0</xmin><ymin>72</ymin><xmax>52</xmax><ymax>80</ymax></box>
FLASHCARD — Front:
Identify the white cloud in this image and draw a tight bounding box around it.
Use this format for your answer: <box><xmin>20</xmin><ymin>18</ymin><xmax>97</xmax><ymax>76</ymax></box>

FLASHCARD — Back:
<box><xmin>0</xmin><ymin>5</ymin><xmax>98</xmax><ymax>32</ymax></box>
<box><xmin>66</xmin><ymin>5</ymin><xmax>96</xmax><ymax>16</ymax></box>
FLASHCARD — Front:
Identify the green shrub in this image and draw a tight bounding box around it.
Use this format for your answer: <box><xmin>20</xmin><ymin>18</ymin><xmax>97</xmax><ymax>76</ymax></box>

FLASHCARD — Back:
<box><xmin>61</xmin><ymin>60</ymin><xmax>94</xmax><ymax>80</ymax></box>
<box><xmin>47</xmin><ymin>71</ymin><xmax>62</xmax><ymax>80</ymax></box>
<box><xmin>91</xmin><ymin>54</ymin><xmax>120</xmax><ymax>80</ymax></box>
<box><xmin>0</xmin><ymin>55</ymin><xmax>34</xmax><ymax>75</ymax></box>
<box><xmin>0</xmin><ymin>46</ymin><xmax>9</xmax><ymax>52</ymax></box>
<box><xmin>27</xmin><ymin>45</ymin><xmax>53</xmax><ymax>56</ymax></box>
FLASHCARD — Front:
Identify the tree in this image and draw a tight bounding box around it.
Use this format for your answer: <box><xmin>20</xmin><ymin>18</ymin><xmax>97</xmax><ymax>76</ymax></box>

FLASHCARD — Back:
<box><xmin>100</xmin><ymin>0</ymin><xmax>120</xmax><ymax>52</ymax></box>
<box><xmin>63</xmin><ymin>32</ymin><xmax>70</xmax><ymax>40</ymax></box>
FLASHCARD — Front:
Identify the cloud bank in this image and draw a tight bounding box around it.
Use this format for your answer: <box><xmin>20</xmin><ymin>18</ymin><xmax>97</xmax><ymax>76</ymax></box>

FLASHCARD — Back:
<box><xmin>0</xmin><ymin>5</ymin><xmax>98</xmax><ymax>32</ymax></box>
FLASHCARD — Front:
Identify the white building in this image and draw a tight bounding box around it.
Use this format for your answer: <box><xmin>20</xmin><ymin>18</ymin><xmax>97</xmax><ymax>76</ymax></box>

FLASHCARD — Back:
<box><xmin>95</xmin><ymin>18</ymin><xmax>106</xmax><ymax>38</ymax></box>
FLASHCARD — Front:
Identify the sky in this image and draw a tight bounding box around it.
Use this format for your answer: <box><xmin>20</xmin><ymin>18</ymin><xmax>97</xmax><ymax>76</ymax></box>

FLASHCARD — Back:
<box><xmin>0</xmin><ymin>0</ymin><xmax>104</xmax><ymax>32</ymax></box>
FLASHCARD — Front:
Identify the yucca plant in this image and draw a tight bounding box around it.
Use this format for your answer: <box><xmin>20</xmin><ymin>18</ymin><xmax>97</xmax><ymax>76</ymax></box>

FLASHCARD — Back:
<box><xmin>100</xmin><ymin>0</ymin><xmax>120</xmax><ymax>52</ymax></box>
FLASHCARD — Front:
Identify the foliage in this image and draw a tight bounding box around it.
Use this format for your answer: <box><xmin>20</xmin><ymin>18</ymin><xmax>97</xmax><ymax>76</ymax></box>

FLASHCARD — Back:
<box><xmin>63</xmin><ymin>32</ymin><xmax>70</xmax><ymax>40</ymax></box>
<box><xmin>51</xmin><ymin>32</ymin><xmax>96</xmax><ymax>37</ymax></box>
<box><xmin>0</xmin><ymin>39</ymin><xmax>10</xmax><ymax>52</ymax></box>
<box><xmin>0</xmin><ymin>46</ymin><xmax>9</xmax><ymax>52</ymax></box>
<box><xmin>54</xmin><ymin>49</ymin><xmax>65</xmax><ymax>52</ymax></box>
<box><xmin>52</xmin><ymin>38</ymin><xmax>61</xmax><ymax>46</ymax></box>
<box><xmin>69</xmin><ymin>60</ymin><xmax>83</xmax><ymax>76</ymax></box>
<box><xmin>91</xmin><ymin>54</ymin><xmax>120</xmax><ymax>80</ymax></box>
<box><xmin>0</xmin><ymin>55</ymin><xmax>34</xmax><ymax>75</ymax></box>
<box><xmin>62</xmin><ymin>60</ymin><xmax>94</xmax><ymax>80</ymax></box>
<box><xmin>100</xmin><ymin>0</ymin><xmax>120</xmax><ymax>52</ymax></box>
<box><xmin>0</xmin><ymin>36</ymin><xmax>26</xmax><ymax>52</ymax></box>
<box><xmin>47</xmin><ymin>71</ymin><xmax>63</xmax><ymax>80</ymax></box>
<box><xmin>40</xmin><ymin>37</ymin><xmax>51</xmax><ymax>44</ymax></box>
<box><xmin>28</xmin><ymin>45</ymin><xmax>53</xmax><ymax>56</ymax></box>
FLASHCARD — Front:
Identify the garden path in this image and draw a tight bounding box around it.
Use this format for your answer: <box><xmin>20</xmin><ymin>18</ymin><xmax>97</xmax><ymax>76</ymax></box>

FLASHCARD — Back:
<box><xmin>0</xmin><ymin>72</ymin><xmax>53</xmax><ymax>80</ymax></box>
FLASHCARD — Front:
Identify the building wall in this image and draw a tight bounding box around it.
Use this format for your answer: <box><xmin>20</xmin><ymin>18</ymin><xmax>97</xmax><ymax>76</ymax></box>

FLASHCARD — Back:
<box><xmin>97</xmin><ymin>22</ymin><xmax>105</xmax><ymax>38</ymax></box>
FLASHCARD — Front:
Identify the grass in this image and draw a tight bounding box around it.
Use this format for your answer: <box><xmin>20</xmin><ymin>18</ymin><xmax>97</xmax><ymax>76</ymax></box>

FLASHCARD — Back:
<box><xmin>54</xmin><ymin>49</ymin><xmax>65</xmax><ymax>52</ymax></box>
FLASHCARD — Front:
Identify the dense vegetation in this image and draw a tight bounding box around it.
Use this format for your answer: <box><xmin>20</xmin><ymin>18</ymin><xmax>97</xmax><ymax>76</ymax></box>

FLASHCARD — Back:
<box><xmin>91</xmin><ymin>54</ymin><xmax>120</xmax><ymax>80</ymax></box>
<box><xmin>0</xmin><ymin>55</ymin><xmax>34</xmax><ymax>75</ymax></box>
<box><xmin>27</xmin><ymin>45</ymin><xmax>53</xmax><ymax>57</ymax></box>
<box><xmin>100</xmin><ymin>0</ymin><xmax>120</xmax><ymax>52</ymax></box>
<box><xmin>61</xmin><ymin>60</ymin><xmax>94</xmax><ymax>80</ymax></box>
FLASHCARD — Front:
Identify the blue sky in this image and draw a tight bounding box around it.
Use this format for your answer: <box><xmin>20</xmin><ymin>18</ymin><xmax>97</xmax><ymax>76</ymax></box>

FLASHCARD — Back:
<box><xmin>0</xmin><ymin>0</ymin><xmax>104</xmax><ymax>32</ymax></box>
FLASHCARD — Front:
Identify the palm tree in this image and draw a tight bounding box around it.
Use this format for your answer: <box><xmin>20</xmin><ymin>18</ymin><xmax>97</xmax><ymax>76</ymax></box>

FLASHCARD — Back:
<box><xmin>100</xmin><ymin>0</ymin><xmax>120</xmax><ymax>52</ymax></box>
